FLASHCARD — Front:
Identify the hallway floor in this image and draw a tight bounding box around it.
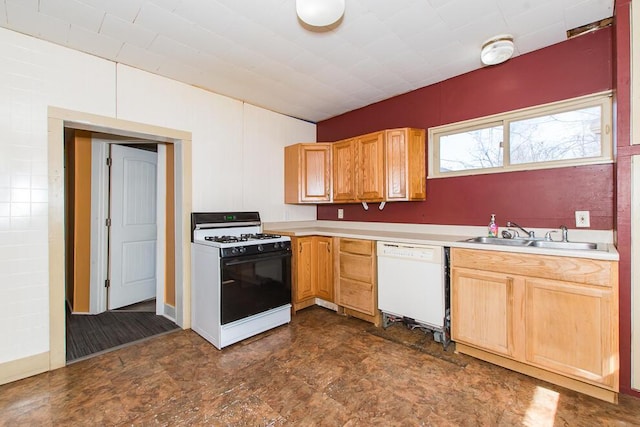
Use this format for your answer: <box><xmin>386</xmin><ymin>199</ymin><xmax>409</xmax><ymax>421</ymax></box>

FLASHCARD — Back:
<box><xmin>66</xmin><ymin>301</ymin><xmax>179</xmax><ymax>362</ymax></box>
<box><xmin>1</xmin><ymin>306</ymin><xmax>639</xmax><ymax>426</ymax></box>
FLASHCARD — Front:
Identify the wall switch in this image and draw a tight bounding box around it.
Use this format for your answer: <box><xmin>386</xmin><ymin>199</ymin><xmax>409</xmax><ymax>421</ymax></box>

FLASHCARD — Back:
<box><xmin>575</xmin><ymin>210</ymin><xmax>590</xmax><ymax>227</ymax></box>
<box><xmin>337</xmin><ymin>208</ymin><xmax>344</xmax><ymax>219</ymax></box>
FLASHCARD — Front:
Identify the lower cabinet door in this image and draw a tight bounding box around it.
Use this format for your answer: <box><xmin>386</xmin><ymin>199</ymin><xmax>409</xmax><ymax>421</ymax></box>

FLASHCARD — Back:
<box><xmin>294</xmin><ymin>237</ymin><xmax>315</xmax><ymax>302</ymax></box>
<box><xmin>315</xmin><ymin>237</ymin><xmax>334</xmax><ymax>302</ymax></box>
<box><xmin>451</xmin><ymin>267</ymin><xmax>514</xmax><ymax>358</ymax></box>
<box><xmin>525</xmin><ymin>277</ymin><xmax>617</xmax><ymax>388</ymax></box>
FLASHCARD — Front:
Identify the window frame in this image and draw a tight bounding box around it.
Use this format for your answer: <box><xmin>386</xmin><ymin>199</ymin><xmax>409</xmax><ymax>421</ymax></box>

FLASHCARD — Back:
<box><xmin>428</xmin><ymin>91</ymin><xmax>613</xmax><ymax>178</ymax></box>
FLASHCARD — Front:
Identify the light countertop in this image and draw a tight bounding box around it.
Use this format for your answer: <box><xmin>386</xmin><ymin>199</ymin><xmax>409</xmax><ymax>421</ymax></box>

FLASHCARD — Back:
<box><xmin>264</xmin><ymin>220</ymin><xmax>619</xmax><ymax>261</ymax></box>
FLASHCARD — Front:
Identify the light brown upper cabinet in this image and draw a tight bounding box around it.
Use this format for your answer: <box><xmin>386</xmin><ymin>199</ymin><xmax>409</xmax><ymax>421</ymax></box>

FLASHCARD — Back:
<box><xmin>285</xmin><ymin>128</ymin><xmax>426</xmax><ymax>204</ymax></box>
<box><xmin>332</xmin><ymin>138</ymin><xmax>357</xmax><ymax>202</ymax></box>
<box><xmin>333</xmin><ymin>131</ymin><xmax>385</xmax><ymax>203</ymax></box>
<box><xmin>385</xmin><ymin>128</ymin><xmax>426</xmax><ymax>201</ymax></box>
<box><xmin>284</xmin><ymin>143</ymin><xmax>332</xmax><ymax>203</ymax></box>
<box><xmin>355</xmin><ymin>131</ymin><xmax>385</xmax><ymax>201</ymax></box>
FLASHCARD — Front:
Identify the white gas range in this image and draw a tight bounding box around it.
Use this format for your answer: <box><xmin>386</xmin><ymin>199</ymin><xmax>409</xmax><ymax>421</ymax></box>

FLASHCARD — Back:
<box><xmin>190</xmin><ymin>212</ymin><xmax>292</xmax><ymax>349</ymax></box>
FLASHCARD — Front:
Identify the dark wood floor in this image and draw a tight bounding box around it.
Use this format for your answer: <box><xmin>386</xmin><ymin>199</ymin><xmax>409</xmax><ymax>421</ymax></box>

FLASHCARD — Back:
<box><xmin>3</xmin><ymin>306</ymin><xmax>639</xmax><ymax>425</ymax></box>
<box><xmin>65</xmin><ymin>302</ymin><xmax>179</xmax><ymax>362</ymax></box>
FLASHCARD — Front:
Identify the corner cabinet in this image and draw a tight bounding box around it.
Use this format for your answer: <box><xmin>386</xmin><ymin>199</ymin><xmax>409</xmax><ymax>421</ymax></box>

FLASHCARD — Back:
<box><xmin>451</xmin><ymin>248</ymin><xmax>619</xmax><ymax>403</ymax></box>
<box><xmin>284</xmin><ymin>143</ymin><xmax>331</xmax><ymax>204</ymax></box>
<box><xmin>291</xmin><ymin>236</ymin><xmax>334</xmax><ymax>312</ymax></box>
<box><xmin>335</xmin><ymin>237</ymin><xmax>380</xmax><ymax>326</ymax></box>
<box><xmin>284</xmin><ymin>127</ymin><xmax>426</xmax><ymax>204</ymax></box>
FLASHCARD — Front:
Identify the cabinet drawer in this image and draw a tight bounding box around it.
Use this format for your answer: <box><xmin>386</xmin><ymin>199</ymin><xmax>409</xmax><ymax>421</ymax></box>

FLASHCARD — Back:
<box><xmin>339</xmin><ymin>253</ymin><xmax>374</xmax><ymax>283</ymax></box>
<box><xmin>338</xmin><ymin>278</ymin><xmax>374</xmax><ymax>315</ymax></box>
<box><xmin>340</xmin><ymin>238</ymin><xmax>373</xmax><ymax>256</ymax></box>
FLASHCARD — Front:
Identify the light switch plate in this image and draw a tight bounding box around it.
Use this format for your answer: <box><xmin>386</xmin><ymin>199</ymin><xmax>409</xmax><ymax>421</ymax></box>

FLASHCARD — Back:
<box><xmin>337</xmin><ymin>208</ymin><xmax>344</xmax><ymax>219</ymax></box>
<box><xmin>575</xmin><ymin>210</ymin><xmax>590</xmax><ymax>227</ymax></box>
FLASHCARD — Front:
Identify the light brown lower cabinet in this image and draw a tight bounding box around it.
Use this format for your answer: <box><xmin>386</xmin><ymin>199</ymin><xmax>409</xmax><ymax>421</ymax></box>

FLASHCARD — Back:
<box><xmin>451</xmin><ymin>248</ymin><xmax>619</xmax><ymax>403</ymax></box>
<box><xmin>335</xmin><ymin>237</ymin><xmax>380</xmax><ymax>326</ymax></box>
<box><xmin>291</xmin><ymin>236</ymin><xmax>333</xmax><ymax>312</ymax></box>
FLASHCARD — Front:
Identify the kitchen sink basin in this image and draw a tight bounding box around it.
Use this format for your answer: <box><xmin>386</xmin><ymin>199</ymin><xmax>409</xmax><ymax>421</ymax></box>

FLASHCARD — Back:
<box><xmin>530</xmin><ymin>240</ymin><xmax>598</xmax><ymax>250</ymax></box>
<box><xmin>464</xmin><ymin>237</ymin><xmax>534</xmax><ymax>247</ymax></box>
<box><xmin>463</xmin><ymin>236</ymin><xmax>599</xmax><ymax>251</ymax></box>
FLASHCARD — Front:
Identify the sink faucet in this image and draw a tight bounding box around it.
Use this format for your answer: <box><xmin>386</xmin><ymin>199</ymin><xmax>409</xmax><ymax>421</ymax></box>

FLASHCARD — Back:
<box><xmin>560</xmin><ymin>225</ymin><xmax>569</xmax><ymax>242</ymax></box>
<box><xmin>506</xmin><ymin>221</ymin><xmax>535</xmax><ymax>238</ymax></box>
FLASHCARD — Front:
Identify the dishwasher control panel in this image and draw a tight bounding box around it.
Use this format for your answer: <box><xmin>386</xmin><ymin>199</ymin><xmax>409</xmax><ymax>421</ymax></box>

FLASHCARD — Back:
<box><xmin>377</xmin><ymin>242</ymin><xmax>442</xmax><ymax>262</ymax></box>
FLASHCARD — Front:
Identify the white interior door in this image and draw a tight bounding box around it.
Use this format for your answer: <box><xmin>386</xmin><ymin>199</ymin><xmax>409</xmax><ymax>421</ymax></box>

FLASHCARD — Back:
<box><xmin>109</xmin><ymin>145</ymin><xmax>158</xmax><ymax>310</ymax></box>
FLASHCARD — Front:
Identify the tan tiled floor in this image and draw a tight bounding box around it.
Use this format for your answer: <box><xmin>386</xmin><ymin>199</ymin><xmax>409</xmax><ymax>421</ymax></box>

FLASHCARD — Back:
<box><xmin>1</xmin><ymin>306</ymin><xmax>639</xmax><ymax>426</ymax></box>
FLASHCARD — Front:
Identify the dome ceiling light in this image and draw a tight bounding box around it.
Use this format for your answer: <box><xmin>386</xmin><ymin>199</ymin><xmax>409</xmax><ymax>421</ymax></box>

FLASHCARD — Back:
<box><xmin>296</xmin><ymin>0</ymin><xmax>345</xmax><ymax>27</ymax></box>
<box><xmin>480</xmin><ymin>35</ymin><xmax>515</xmax><ymax>66</ymax></box>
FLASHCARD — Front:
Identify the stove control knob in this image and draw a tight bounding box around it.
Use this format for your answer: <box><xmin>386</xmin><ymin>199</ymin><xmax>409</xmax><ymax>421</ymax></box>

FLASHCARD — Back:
<box><xmin>257</xmin><ymin>244</ymin><xmax>264</xmax><ymax>252</ymax></box>
<box><xmin>239</xmin><ymin>246</ymin><xmax>247</xmax><ymax>254</ymax></box>
<box><xmin>273</xmin><ymin>242</ymin><xmax>280</xmax><ymax>249</ymax></box>
<box><xmin>231</xmin><ymin>247</ymin><xmax>239</xmax><ymax>255</ymax></box>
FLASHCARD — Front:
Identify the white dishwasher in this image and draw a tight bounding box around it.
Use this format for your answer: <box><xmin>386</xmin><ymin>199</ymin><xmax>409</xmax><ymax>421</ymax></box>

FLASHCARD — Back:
<box><xmin>377</xmin><ymin>241</ymin><xmax>449</xmax><ymax>345</ymax></box>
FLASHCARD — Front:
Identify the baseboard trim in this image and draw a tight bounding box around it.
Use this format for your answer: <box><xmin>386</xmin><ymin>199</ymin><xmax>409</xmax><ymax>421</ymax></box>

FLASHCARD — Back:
<box><xmin>0</xmin><ymin>352</ymin><xmax>50</xmax><ymax>386</ymax></box>
<box><xmin>164</xmin><ymin>303</ymin><xmax>176</xmax><ymax>320</ymax></box>
<box><xmin>455</xmin><ymin>343</ymin><xmax>618</xmax><ymax>404</ymax></box>
<box><xmin>315</xmin><ymin>298</ymin><xmax>338</xmax><ymax>311</ymax></box>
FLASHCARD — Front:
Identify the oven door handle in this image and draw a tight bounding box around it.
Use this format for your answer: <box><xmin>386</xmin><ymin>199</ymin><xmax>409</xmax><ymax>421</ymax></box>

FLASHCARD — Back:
<box><xmin>222</xmin><ymin>251</ymin><xmax>291</xmax><ymax>266</ymax></box>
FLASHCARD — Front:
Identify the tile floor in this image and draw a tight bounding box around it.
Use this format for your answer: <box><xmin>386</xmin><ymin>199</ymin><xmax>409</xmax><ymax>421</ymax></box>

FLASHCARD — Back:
<box><xmin>1</xmin><ymin>306</ymin><xmax>639</xmax><ymax>426</ymax></box>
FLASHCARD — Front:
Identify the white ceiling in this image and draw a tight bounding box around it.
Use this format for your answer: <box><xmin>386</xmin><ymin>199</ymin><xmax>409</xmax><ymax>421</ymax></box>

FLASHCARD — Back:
<box><xmin>0</xmin><ymin>0</ymin><xmax>614</xmax><ymax>122</ymax></box>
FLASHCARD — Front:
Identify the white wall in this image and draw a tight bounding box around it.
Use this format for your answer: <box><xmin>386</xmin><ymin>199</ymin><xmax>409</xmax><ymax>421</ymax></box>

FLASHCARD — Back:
<box><xmin>0</xmin><ymin>27</ymin><xmax>115</xmax><ymax>363</ymax></box>
<box><xmin>115</xmin><ymin>65</ymin><xmax>316</xmax><ymax>221</ymax></box>
<box><xmin>0</xmin><ymin>27</ymin><xmax>316</xmax><ymax>365</ymax></box>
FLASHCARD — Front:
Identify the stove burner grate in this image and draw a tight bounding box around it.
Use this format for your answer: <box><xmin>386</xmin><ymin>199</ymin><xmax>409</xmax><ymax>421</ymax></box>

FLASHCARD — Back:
<box><xmin>242</xmin><ymin>233</ymin><xmax>282</xmax><ymax>240</ymax></box>
<box><xmin>204</xmin><ymin>233</ymin><xmax>283</xmax><ymax>244</ymax></box>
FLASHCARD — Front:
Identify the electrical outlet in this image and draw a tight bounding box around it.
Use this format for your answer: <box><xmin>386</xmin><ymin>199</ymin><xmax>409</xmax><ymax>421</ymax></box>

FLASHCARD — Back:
<box><xmin>575</xmin><ymin>210</ymin><xmax>590</xmax><ymax>228</ymax></box>
<box><xmin>337</xmin><ymin>208</ymin><xmax>344</xmax><ymax>219</ymax></box>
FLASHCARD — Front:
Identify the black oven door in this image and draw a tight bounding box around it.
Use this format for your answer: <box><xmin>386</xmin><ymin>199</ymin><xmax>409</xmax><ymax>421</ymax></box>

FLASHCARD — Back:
<box><xmin>220</xmin><ymin>251</ymin><xmax>292</xmax><ymax>325</ymax></box>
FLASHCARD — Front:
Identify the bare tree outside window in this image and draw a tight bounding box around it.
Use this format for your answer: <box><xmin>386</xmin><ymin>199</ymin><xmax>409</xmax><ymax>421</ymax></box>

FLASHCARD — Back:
<box><xmin>510</xmin><ymin>106</ymin><xmax>601</xmax><ymax>164</ymax></box>
<box><xmin>440</xmin><ymin>125</ymin><xmax>503</xmax><ymax>172</ymax></box>
<box><xmin>429</xmin><ymin>93</ymin><xmax>611</xmax><ymax>178</ymax></box>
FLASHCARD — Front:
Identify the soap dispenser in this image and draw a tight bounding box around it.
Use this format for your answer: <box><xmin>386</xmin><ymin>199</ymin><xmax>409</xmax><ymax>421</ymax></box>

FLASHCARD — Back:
<box><xmin>488</xmin><ymin>214</ymin><xmax>498</xmax><ymax>237</ymax></box>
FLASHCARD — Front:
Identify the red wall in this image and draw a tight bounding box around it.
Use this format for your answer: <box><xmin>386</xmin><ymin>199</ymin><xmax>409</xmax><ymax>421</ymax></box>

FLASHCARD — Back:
<box><xmin>613</xmin><ymin>0</ymin><xmax>639</xmax><ymax>398</ymax></box>
<box><xmin>317</xmin><ymin>27</ymin><xmax>614</xmax><ymax>230</ymax></box>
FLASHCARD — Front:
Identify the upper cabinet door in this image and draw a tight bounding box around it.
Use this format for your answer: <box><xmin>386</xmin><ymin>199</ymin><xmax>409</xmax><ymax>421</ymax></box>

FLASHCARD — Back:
<box><xmin>385</xmin><ymin>128</ymin><xmax>426</xmax><ymax>201</ymax></box>
<box><xmin>285</xmin><ymin>143</ymin><xmax>331</xmax><ymax>203</ymax></box>
<box><xmin>284</xmin><ymin>127</ymin><xmax>426</xmax><ymax>204</ymax></box>
<box><xmin>332</xmin><ymin>139</ymin><xmax>357</xmax><ymax>202</ymax></box>
<box><xmin>356</xmin><ymin>131</ymin><xmax>385</xmax><ymax>201</ymax></box>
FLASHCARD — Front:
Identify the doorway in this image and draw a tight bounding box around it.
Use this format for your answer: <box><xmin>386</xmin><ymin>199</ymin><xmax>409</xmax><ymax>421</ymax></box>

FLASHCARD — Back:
<box><xmin>48</xmin><ymin>107</ymin><xmax>193</xmax><ymax>371</ymax></box>
<box><xmin>65</xmin><ymin>132</ymin><xmax>164</xmax><ymax>314</ymax></box>
<box><xmin>63</xmin><ymin>131</ymin><xmax>178</xmax><ymax>361</ymax></box>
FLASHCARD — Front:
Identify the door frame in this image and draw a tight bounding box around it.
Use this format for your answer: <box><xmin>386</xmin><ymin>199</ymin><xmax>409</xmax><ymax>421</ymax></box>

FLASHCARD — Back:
<box><xmin>90</xmin><ymin>140</ymin><xmax>166</xmax><ymax>315</ymax></box>
<box><xmin>632</xmin><ymin>155</ymin><xmax>640</xmax><ymax>390</ymax></box>
<box><xmin>48</xmin><ymin>107</ymin><xmax>192</xmax><ymax>370</ymax></box>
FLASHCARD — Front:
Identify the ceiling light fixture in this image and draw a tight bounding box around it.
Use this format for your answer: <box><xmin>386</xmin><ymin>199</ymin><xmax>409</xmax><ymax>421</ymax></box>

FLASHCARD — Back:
<box><xmin>480</xmin><ymin>35</ymin><xmax>515</xmax><ymax>66</ymax></box>
<box><xmin>296</xmin><ymin>0</ymin><xmax>345</xmax><ymax>27</ymax></box>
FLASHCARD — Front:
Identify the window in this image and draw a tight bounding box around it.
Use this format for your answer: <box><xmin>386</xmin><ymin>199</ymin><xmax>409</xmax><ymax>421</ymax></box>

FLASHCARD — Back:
<box><xmin>428</xmin><ymin>92</ymin><xmax>613</xmax><ymax>178</ymax></box>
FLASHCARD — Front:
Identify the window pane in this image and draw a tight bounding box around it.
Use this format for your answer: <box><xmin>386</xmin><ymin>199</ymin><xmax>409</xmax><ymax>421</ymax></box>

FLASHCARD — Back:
<box><xmin>439</xmin><ymin>125</ymin><xmax>503</xmax><ymax>172</ymax></box>
<box><xmin>509</xmin><ymin>106</ymin><xmax>601</xmax><ymax>164</ymax></box>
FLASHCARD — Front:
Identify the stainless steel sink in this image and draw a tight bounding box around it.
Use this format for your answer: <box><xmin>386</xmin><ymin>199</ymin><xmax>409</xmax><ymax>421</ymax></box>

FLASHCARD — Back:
<box><xmin>463</xmin><ymin>236</ymin><xmax>599</xmax><ymax>251</ymax></box>
<box><xmin>464</xmin><ymin>237</ymin><xmax>534</xmax><ymax>247</ymax></box>
<box><xmin>530</xmin><ymin>240</ymin><xmax>598</xmax><ymax>250</ymax></box>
